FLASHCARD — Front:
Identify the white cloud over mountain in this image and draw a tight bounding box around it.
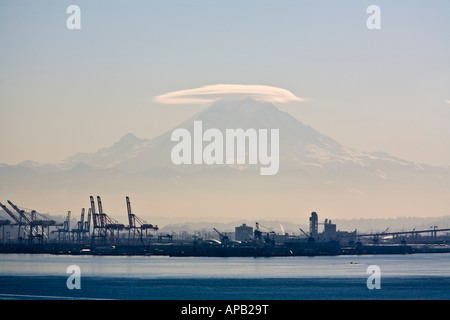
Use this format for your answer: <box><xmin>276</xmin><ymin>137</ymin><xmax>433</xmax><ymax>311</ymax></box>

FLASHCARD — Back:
<box><xmin>153</xmin><ymin>84</ymin><xmax>308</xmax><ymax>104</ymax></box>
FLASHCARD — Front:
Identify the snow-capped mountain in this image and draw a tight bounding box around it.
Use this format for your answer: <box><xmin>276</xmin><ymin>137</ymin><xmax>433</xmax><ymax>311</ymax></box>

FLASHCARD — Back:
<box><xmin>1</xmin><ymin>98</ymin><xmax>449</xmax><ymax>219</ymax></box>
<box><xmin>56</xmin><ymin>97</ymin><xmax>445</xmax><ymax>181</ymax></box>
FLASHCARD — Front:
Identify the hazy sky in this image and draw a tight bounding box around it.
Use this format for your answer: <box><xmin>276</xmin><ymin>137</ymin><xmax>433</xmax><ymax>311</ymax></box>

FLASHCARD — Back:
<box><xmin>1</xmin><ymin>0</ymin><xmax>450</xmax><ymax>166</ymax></box>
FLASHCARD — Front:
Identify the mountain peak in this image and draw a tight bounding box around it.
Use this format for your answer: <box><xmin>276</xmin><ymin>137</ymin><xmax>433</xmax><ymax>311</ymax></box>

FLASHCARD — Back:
<box><xmin>116</xmin><ymin>133</ymin><xmax>147</xmax><ymax>145</ymax></box>
<box><xmin>184</xmin><ymin>97</ymin><xmax>295</xmax><ymax>133</ymax></box>
<box><xmin>61</xmin><ymin>133</ymin><xmax>150</xmax><ymax>170</ymax></box>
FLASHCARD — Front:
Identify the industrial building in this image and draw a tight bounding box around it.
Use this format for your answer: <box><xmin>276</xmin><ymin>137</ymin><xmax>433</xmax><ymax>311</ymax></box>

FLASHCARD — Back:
<box><xmin>235</xmin><ymin>223</ymin><xmax>253</xmax><ymax>242</ymax></box>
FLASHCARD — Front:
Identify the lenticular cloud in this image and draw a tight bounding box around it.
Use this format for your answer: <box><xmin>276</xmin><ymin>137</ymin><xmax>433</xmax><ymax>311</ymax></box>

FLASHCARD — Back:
<box><xmin>153</xmin><ymin>84</ymin><xmax>307</xmax><ymax>104</ymax></box>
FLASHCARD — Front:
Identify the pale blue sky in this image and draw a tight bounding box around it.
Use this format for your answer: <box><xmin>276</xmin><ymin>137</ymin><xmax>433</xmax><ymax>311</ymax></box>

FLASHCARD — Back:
<box><xmin>1</xmin><ymin>0</ymin><xmax>449</xmax><ymax>165</ymax></box>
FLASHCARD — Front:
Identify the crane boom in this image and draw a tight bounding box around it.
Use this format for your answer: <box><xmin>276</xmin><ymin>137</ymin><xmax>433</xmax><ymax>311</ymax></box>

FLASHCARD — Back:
<box><xmin>79</xmin><ymin>208</ymin><xmax>85</xmax><ymax>231</ymax></box>
<box><xmin>0</xmin><ymin>202</ymin><xmax>22</xmax><ymax>224</ymax></box>
<box><xmin>97</xmin><ymin>196</ymin><xmax>103</xmax><ymax>215</ymax></box>
<box><xmin>213</xmin><ymin>228</ymin><xmax>229</xmax><ymax>243</ymax></box>
<box><xmin>126</xmin><ymin>196</ymin><xmax>135</xmax><ymax>228</ymax></box>
<box><xmin>64</xmin><ymin>211</ymin><xmax>71</xmax><ymax>231</ymax></box>
<box><xmin>85</xmin><ymin>208</ymin><xmax>91</xmax><ymax>232</ymax></box>
<box><xmin>97</xmin><ymin>196</ymin><xmax>105</xmax><ymax>228</ymax></box>
<box><xmin>7</xmin><ymin>200</ymin><xmax>31</xmax><ymax>223</ymax></box>
<box><xmin>299</xmin><ymin>228</ymin><xmax>309</xmax><ymax>238</ymax></box>
<box><xmin>90</xmin><ymin>196</ymin><xmax>98</xmax><ymax>229</ymax></box>
<box><xmin>259</xmin><ymin>224</ymin><xmax>275</xmax><ymax>233</ymax></box>
<box><xmin>0</xmin><ymin>201</ymin><xmax>32</xmax><ymax>238</ymax></box>
<box><xmin>90</xmin><ymin>196</ymin><xmax>96</xmax><ymax>215</ymax></box>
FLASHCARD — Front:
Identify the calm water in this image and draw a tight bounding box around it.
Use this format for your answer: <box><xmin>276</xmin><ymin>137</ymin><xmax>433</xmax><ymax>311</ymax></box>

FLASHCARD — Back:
<box><xmin>1</xmin><ymin>253</ymin><xmax>450</xmax><ymax>299</ymax></box>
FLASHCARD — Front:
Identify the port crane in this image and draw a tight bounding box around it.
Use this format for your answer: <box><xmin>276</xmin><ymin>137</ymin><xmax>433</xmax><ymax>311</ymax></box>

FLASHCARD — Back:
<box><xmin>90</xmin><ymin>196</ymin><xmax>125</xmax><ymax>244</ymax></box>
<box><xmin>213</xmin><ymin>228</ymin><xmax>229</xmax><ymax>244</ymax></box>
<box><xmin>299</xmin><ymin>227</ymin><xmax>314</xmax><ymax>242</ymax></box>
<box><xmin>71</xmin><ymin>208</ymin><xmax>84</xmax><ymax>243</ymax></box>
<box><xmin>260</xmin><ymin>224</ymin><xmax>276</xmax><ymax>245</ymax></box>
<box><xmin>85</xmin><ymin>208</ymin><xmax>91</xmax><ymax>235</ymax></box>
<box><xmin>371</xmin><ymin>227</ymin><xmax>389</xmax><ymax>244</ymax></box>
<box><xmin>254</xmin><ymin>222</ymin><xmax>263</xmax><ymax>242</ymax></box>
<box><xmin>253</xmin><ymin>222</ymin><xmax>276</xmax><ymax>245</ymax></box>
<box><xmin>6</xmin><ymin>200</ymin><xmax>57</xmax><ymax>244</ymax></box>
<box><xmin>126</xmin><ymin>196</ymin><xmax>158</xmax><ymax>245</ymax></box>
<box><xmin>90</xmin><ymin>195</ymin><xmax>103</xmax><ymax>241</ymax></box>
<box><xmin>53</xmin><ymin>211</ymin><xmax>71</xmax><ymax>243</ymax></box>
<box><xmin>99</xmin><ymin>196</ymin><xmax>125</xmax><ymax>244</ymax></box>
<box><xmin>0</xmin><ymin>201</ymin><xmax>30</xmax><ymax>240</ymax></box>
<box><xmin>71</xmin><ymin>208</ymin><xmax>91</xmax><ymax>244</ymax></box>
<box><xmin>8</xmin><ymin>200</ymin><xmax>34</xmax><ymax>239</ymax></box>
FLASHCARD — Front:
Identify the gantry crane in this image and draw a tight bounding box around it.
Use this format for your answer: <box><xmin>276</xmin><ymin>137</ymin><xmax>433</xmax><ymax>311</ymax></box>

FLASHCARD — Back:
<box><xmin>90</xmin><ymin>196</ymin><xmax>125</xmax><ymax>245</ymax></box>
<box><xmin>54</xmin><ymin>211</ymin><xmax>71</xmax><ymax>243</ymax></box>
<box><xmin>71</xmin><ymin>208</ymin><xmax>91</xmax><ymax>244</ymax></box>
<box><xmin>126</xmin><ymin>196</ymin><xmax>158</xmax><ymax>245</ymax></box>
<box><xmin>7</xmin><ymin>200</ymin><xmax>57</xmax><ymax>244</ymax></box>
<box><xmin>0</xmin><ymin>201</ymin><xmax>29</xmax><ymax>240</ymax></box>
<box><xmin>90</xmin><ymin>195</ymin><xmax>102</xmax><ymax>241</ymax></box>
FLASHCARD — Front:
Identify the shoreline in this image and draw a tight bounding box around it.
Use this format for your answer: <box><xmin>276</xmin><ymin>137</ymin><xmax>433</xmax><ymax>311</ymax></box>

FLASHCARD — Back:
<box><xmin>1</xmin><ymin>242</ymin><xmax>450</xmax><ymax>257</ymax></box>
